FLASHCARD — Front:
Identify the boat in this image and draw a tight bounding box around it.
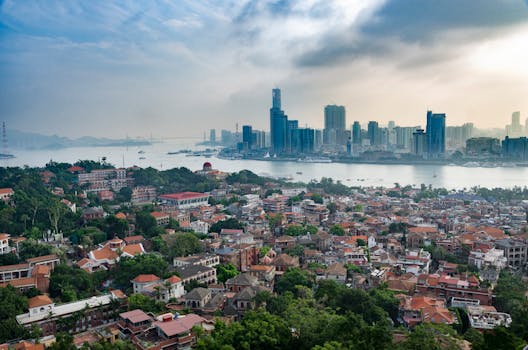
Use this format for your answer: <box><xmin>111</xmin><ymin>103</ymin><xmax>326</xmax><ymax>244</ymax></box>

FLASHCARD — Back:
<box><xmin>0</xmin><ymin>153</ymin><xmax>15</xmax><ymax>159</ymax></box>
<box><xmin>138</xmin><ymin>150</ymin><xmax>145</xmax><ymax>154</ymax></box>
<box><xmin>297</xmin><ymin>156</ymin><xmax>332</xmax><ymax>163</ymax></box>
<box><xmin>296</xmin><ymin>171</ymin><xmax>303</xmax><ymax>175</ymax></box>
<box><xmin>139</xmin><ymin>156</ymin><xmax>146</xmax><ymax>160</ymax></box>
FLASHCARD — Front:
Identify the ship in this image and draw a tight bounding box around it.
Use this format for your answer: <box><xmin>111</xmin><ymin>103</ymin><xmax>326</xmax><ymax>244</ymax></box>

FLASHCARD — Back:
<box><xmin>297</xmin><ymin>156</ymin><xmax>332</xmax><ymax>163</ymax></box>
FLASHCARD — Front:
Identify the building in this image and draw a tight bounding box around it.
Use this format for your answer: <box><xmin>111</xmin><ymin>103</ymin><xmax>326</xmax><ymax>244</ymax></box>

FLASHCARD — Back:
<box><xmin>78</xmin><ymin>168</ymin><xmax>131</xmax><ymax>193</ymax></box>
<box><xmin>131</xmin><ymin>186</ymin><xmax>157</xmax><ymax>205</ymax></box>
<box><xmin>16</xmin><ymin>292</ymin><xmax>125</xmax><ymax>336</ymax></box>
<box><xmin>495</xmin><ymin>238</ymin><xmax>527</xmax><ymax>270</ymax></box>
<box><xmin>352</xmin><ymin>121</ymin><xmax>362</xmax><ymax>144</ymax></box>
<box><xmin>0</xmin><ymin>188</ymin><xmax>14</xmax><ymax>203</ymax></box>
<box><xmin>398</xmin><ymin>295</ymin><xmax>455</xmax><ymax>329</ymax></box>
<box><xmin>131</xmin><ymin>274</ymin><xmax>185</xmax><ymax>302</ymax></box>
<box><xmin>465</xmin><ymin>305</ymin><xmax>512</xmax><ymax>330</ymax></box>
<box><xmin>290</xmin><ymin>128</ymin><xmax>315</xmax><ymax>154</ymax></box>
<box><xmin>466</xmin><ymin>137</ymin><xmax>501</xmax><ymax>156</ymax></box>
<box><xmin>242</xmin><ymin>125</ymin><xmax>253</xmax><ymax>150</ymax></box>
<box><xmin>0</xmin><ymin>233</ymin><xmax>10</xmax><ymax>255</ymax></box>
<box><xmin>502</xmin><ymin>136</ymin><xmax>528</xmax><ymax>160</ymax></box>
<box><xmin>426</xmin><ymin>110</ymin><xmax>446</xmax><ymax>158</ymax></box>
<box><xmin>159</xmin><ymin>192</ymin><xmax>210</xmax><ymax>209</ymax></box>
<box><xmin>173</xmin><ymin>253</ymin><xmax>220</xmax><ymax>268</ymax></box>
<box><xmin>368</xmin><ymin>121</ymin><xmax>381</xmax><ymax>146</ymax></box>
<box><xmin>270</xmin><ymin>88</ymin><xmax>288</xmax><ymax>154</ymax></box>
<box><xmin>209</xmin><ymin>129</ymin><xmax>216</xmax><ymax>145</ymax></box>
<box><xmin>412</xmin><ymin>129</ymin><xmax>427</xmax><ymax>157</ymax></box>
<box><xmin>324</xmin><ymin>105</ymin><xmax>346</xmax><ymax>146</ymax></box>
<box><xmin>416</xmin><ymin>273</ymin><xmax>492</xmax><ymax>306</ymax></box>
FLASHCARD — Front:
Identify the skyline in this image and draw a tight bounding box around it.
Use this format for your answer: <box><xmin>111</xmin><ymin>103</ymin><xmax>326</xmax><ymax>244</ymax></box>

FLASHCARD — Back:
<box><xmin>1</xmin><ymin>1</ymin><xmax>528</xmax><ymax>138</ymax></box>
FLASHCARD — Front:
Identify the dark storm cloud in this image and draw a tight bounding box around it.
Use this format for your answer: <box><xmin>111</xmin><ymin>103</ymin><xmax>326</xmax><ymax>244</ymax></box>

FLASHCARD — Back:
<box><xmin>296</xmin><ymin>0</ymin><xmax>528</xmax><ymax>67</ymax></box>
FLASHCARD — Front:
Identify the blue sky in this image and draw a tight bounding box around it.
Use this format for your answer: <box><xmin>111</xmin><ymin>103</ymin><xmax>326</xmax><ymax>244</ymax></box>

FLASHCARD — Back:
<box><xmin>1</xmin><ymin>0</ymin><xmax>528</xmax><ymax>138</ymax></box>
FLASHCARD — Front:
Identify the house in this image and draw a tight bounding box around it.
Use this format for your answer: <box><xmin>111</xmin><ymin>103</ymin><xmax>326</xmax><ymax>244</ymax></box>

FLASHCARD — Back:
<box><xmin>225</xmin><ymin>273</ymin><xmax>259</xmax><ymax>293</ymax></box>
<box><xmin>118</xmin><ymin>309</ymin><xmax>153</xmax><ymax>334</ymax></box>
<box><xmin>324</xmin><ymin>263</ymin><xmax>347</xmax><ymax>284</ymax></box>
<box><xmin>0</xmin><ymin>233</ymin><xmax>11</xmax><ymax>254</ymax></box>
<box><xmin>184</xmin><ymin>288</ymin><xmax>211</xmax><ymax>309</ymax></box>
<box><xmin>151</xmin><ymin>211</ymin><xmax>170</xmax><ymax>226</ymax></box>
<box><xmin>397</xmin><ymin>295</ymin><xmax>455</xmax><ymax>329</ymax></box>
<box><xmin>176</xmin><ymin>264</ymin><xmax>217</xmax><ymax>286</ymax></box>
<box><xmin>465</xmin><ymin>305</ymin><xmax>512</xmax><ymax>330</ymax></box>
<box><xmin>173</xmin><ymin>254</ymin><xmax>220</xmax><ymax>269</ymax></box>
<box><xmin>248</xmin><ymin>265</ymin><xmax>276</xmax><ymax>289</ymax></box>
<box><xmin>131</xmin><ymin>274</ymin><xmax>185</xmax><ymax>302</ymax></box>
<box><xmin>0</xmin><ymin>188</ymin><xmax>14</xmax><ymax>203</ymax></box>
<box><xmin>273</xmin><ymin>253</ymin><xmax>300</xmax><ymax>273</ymax></box>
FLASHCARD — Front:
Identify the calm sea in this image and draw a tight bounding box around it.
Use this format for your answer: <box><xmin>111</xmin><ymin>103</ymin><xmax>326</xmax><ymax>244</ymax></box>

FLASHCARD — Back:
<box><xmin>3</xmin><ymin>140</ymin><xmax>528</xmax><ymax>190</ymax></box>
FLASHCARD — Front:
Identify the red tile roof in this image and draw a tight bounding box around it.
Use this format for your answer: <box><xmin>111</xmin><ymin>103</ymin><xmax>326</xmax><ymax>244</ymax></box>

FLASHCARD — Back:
<box><xmin>28</xmin><ymin>295</ymin><xmax>53</xmax><ymax>308</ymax></box>
<box><xmin>159</xmin><ymin>192</ymin><xmax>209</xmax><ymax>200</ymax></box>
<box><xmin>132</xmin><ymin>274</ymin><xmax>160</xmax><ymax>283</ymax></box>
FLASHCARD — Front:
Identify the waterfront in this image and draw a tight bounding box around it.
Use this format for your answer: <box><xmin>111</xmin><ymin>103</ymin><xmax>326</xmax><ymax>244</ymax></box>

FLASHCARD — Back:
<box><xmin>3</xmin><ymin>140</ymin><xmax>528</xmax><ymax>190</ymax></box>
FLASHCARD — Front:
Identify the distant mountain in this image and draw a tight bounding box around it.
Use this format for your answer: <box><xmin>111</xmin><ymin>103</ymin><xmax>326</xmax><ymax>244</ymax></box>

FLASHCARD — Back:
<box><xmin>8</xmin><ymin>130</ymin><xmax>151</xmax><ymax>150</ymax></box>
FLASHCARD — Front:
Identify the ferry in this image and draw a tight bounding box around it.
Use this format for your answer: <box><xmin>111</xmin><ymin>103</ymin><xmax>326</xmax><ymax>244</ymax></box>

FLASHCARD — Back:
<box><xmin>297</xmin><ymin>157</ymin><xmax>332</xmax><ymax>163</ymax></box>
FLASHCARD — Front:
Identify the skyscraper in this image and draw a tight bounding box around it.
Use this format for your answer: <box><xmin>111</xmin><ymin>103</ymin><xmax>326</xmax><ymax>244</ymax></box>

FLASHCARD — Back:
<box><xmin>412</xmin><ymin>129</ymin><xmax>427</xmax><ymax>157</ymax></box>
<box><xmin>426</xmin><ymin>110</ymin><xmax>446</xmax><ymax>157</ymax></box>
<box><xmin>352</xmin><ymin>121</ymin><xmax>362</xmax><ymax>144</ymax></box>
<box><xmin>242</xmin><ymin>125</ymin><xmax>252</xmax><ymax>150</ymax></box>
<box><xmin>270</xmin><ymin>88</ymin><xmax>288</xmax><ymax>154</ymax></box>
<box><xmin>210</xmin><ymin>129</ymin><xmax>216</xmax><ymax>145</ymax></box>
<box><xmin>324</xmin><ymin>105</ymin><xmax>346</xmax><ymax>145</ymax></box>
<box><xmin>287</xmin><ymin>119</ymin><xmax>299</xmax><ymax>152</ymax></box>
<box><xmin>367</xmin><ymin>121</ymin><xmax>381</xmax><ymax>146</ymax></box>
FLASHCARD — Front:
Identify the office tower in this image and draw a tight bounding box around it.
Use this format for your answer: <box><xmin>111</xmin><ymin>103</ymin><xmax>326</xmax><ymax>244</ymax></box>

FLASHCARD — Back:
<box><xmin>210</xmin><ymin>129</ymin><xmax>216</xmax><ymax>145</ymax></box>
<box><xmin>506</xmin><ymin>111</ymin><xmax>522</xmax><ymax>136</ymax></box>
<box><xmin>367</xmin><ymin>121</ymin><xmax>381</xmax><ymax>146</ymax></box>
<box><xmin>502</xmin><ymin>136</ymin><xmax>528</xmax><ymax>160</ymax></box>
<box><xmin>314</xmin><ymin>129</ymin><xmax>323</xmax><ymax>150</ymax></box>
<box><xmin>324</xmin><ymin>105</ymin><xmax>346</xmax><ymax>145</ymax></box>
<box><xmin>426</xmin><ymin>110</ymin><xmax>446</xmax><ymax>157</ymax></box>
<box><xmin>269</xmin><ymin>88</ymin><xmax>288</xmax><ymax>154</ymax></box>
<box><xmin>242</xmin><ymin>125</ymin><xmax>252</xmax><ymax>150</ymax></box>
<box><xmin>380</xmin><ymin>127</ymin><xmax>389</xmax><ymax>147</ymax></box>
<box><xmin>221</xmin><ymin>129</ymin><xmax>235</xmax><ymax>146</ymax></box>
<box><xmin>388</xmin><ymin>121</ymin><xmax>396</xmax><ymax>130</ymax></box>
<box><xmin>287</xmin><ymin>119</ymin><xmax>299</xmax><ymax>152</ymax></box>
<box><xmin>412</xmin><ymin>129</ymin><xmax>427</xmax><ymax>157</ymax></box>
<box><xmin>352</xmin><ymin>121</ymin><xmax>362</xmax><ymax>144</ymax></box>
<box><xmin>395</xmin><ymin>126</ymin><xmax>416</xmax><ymax>150</ymax></box>
<box><xmin>254</xmin><ymin>130</ymin><xmax>266</xmax><ymax>149</ymax></box>
<box><xmin>291</xmin><ymin>128</ymin><xmax>315</xmax><ymax>154</ymax></box>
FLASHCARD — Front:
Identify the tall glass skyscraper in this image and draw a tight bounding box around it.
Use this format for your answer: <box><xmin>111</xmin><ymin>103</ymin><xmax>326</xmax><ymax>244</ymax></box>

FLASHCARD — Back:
<box><xmin>270</xmin><ymin>88</ymin><xmax>287</xmax><ymax>154</ymax></box>
<box><xmin>426</xmin><ymin>110</ymin><xmax>446</xmax><ymax>157</ymax></box>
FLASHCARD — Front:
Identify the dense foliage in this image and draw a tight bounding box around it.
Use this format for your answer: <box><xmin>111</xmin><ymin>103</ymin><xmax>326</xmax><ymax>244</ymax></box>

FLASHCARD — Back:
<box><xmin>132</xmin><ymin>166</ymin><xmax>217</xmax><ymax>193</ymax></box>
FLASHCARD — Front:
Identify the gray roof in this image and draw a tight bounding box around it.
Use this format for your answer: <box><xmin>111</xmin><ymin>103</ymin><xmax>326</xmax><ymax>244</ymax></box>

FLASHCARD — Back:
<box><xmin>176</xmin><ymin>264</ymin><xmax>215</xmax><ymax>279</ymax></box>
<box><xmin>225</xmin><ymin>273</ymin><xmax>258</xmax><ymax>286</ymax></box>
<box><xmin>184</xmin><ymin>287</ymin><xmax>210</xmax><ymax>301</ymax></box>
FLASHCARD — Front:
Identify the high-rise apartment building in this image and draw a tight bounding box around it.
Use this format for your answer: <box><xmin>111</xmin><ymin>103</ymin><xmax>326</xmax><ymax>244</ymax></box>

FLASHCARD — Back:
<box><xmin>426</xmin><ymin>111</ymin><xmax>446</xmax><ymax>157</ymax></box>
<box><xmin>412</xmin><ymin>129</ymin><xmax>427</xmax><ymax>157</ymax></box>
<box><xmin>352</xmin><ymin>121</ymin><xmax>362</xmax><ymax>144</ymax></box>
<box><xmin>324</xmin><ymin>105</ymin><xmax>346</xmax><ymax>146</ymax></box>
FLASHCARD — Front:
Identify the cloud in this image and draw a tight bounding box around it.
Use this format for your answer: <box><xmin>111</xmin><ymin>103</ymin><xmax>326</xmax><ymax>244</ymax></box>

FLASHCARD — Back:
<box><xmin>296</xmin><ymin>0</ymin><xmax>528</xmax><ymax>68</ymax></box>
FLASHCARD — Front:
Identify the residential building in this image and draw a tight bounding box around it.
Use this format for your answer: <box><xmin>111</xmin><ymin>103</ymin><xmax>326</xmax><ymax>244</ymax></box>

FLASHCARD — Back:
<box><xmin>159</xmin><ymin>192</ymin><xmax>210</xmax><ymax>209</ymax></box>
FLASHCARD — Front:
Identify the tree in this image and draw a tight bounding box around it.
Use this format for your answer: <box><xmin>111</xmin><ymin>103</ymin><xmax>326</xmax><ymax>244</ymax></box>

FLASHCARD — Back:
<box><xmin>276</xmin><ymin>268</ymin><xmax>314</xmax><ymax>295</ymax></box>
<box><xmin>165</xmin><ymin>233</ymin><xmax>203</xmax><ymax>258</ymax></box>
<box><xmin>113</xmin><ymin>254</ymin><xmax>169</xmax><ymax>290</ymax></box>
<box><xmin>217</xmin><ymin>263</ymin><xmax>239</xmax><ymax>283</ymax></box>
<box><xmin>49</xmin><ymin>264</ymin><xmax>94</xmax><ymax>301</ymax></box>
<box><xmin>209</xmin><ymin>218</ymin><xmax>244</xmax><ymax>233</ymax></box>
<box><xmin>0</xmin><ymin>286</ymin><xmax>28</xmax><ymax>343</ymax></box>
<box><xmin>135</xmin><ymin>210</ymin><xmax>158</xmax><ymax>237</ymax></box>
<box><xmin>127</xmin><ymin>293</ymin><xmax>165</xmax><ymax>313</ymax></box>
<box><xmin>329</xmin><ymin>224</ymin><xmax>345</xmax><ymax>236</ymax></box>
<box><xmin>47</xmin><ymin>332</ymin><xmax>76</xmax><ymax>350</ymax></box>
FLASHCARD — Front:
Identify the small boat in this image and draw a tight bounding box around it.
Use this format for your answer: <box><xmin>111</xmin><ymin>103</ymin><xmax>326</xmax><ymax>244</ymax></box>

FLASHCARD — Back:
<box><xmin>138</xmin><ymin>150</ymin><xmax>145</xmax><ymax>154</ymax></box>
<box><xmin>139</xmin><ymin>156</ymin><xmax>146</xmax><ymax>160</ymax></box>
<box><xmin>296</xmin><ymin>171</ymin><xmax>302</xmax><ymax>175</ymax></box>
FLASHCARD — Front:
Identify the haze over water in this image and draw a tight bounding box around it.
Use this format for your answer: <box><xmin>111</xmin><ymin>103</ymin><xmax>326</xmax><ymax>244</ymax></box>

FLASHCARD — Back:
<box><xmin>3</xmin><ymin>140</ymin><xmax>528</xmax><ymax>190</ymax></box>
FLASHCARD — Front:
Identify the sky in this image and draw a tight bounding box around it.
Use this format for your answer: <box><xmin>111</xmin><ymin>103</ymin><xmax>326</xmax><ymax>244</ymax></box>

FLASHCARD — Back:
<box><xmin>1</xmin><ymin>0</ymin><xmax>528</xmax><ymax>138</ymax></box>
